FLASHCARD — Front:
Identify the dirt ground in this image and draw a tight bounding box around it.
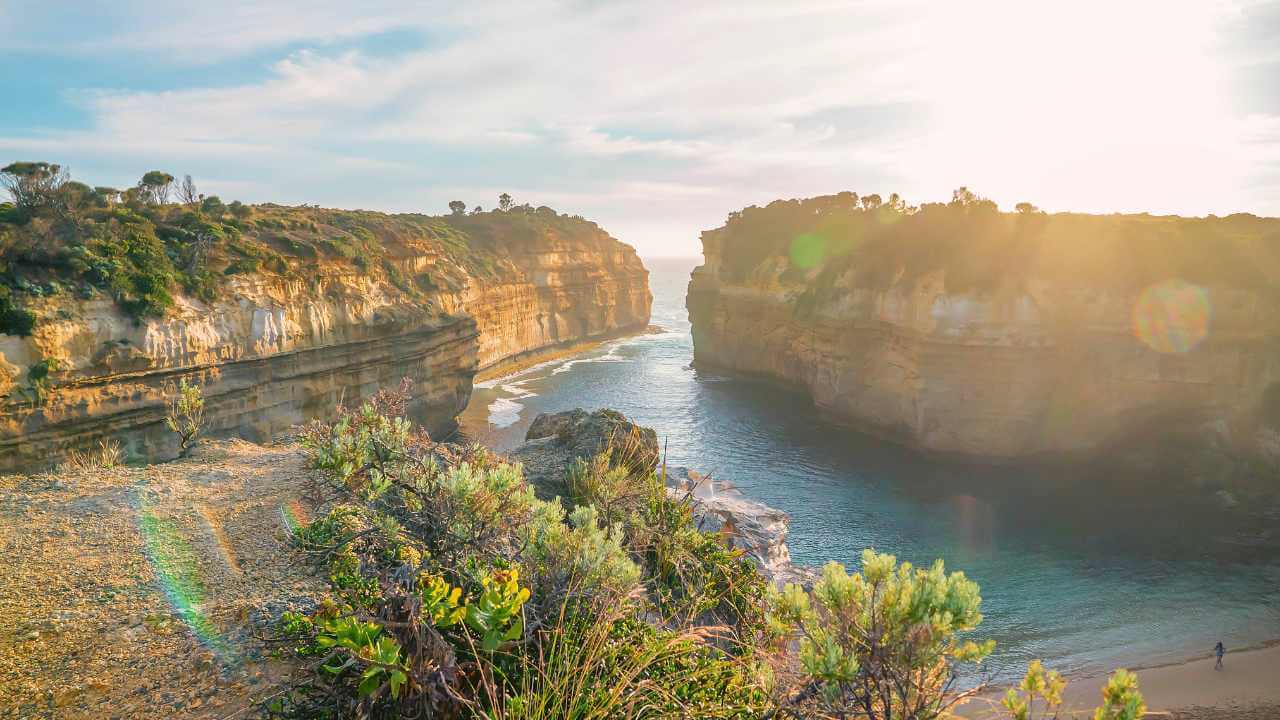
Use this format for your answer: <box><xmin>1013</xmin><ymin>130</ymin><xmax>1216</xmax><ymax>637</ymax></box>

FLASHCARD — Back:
<box><xmin>0</xmin><ymin>440</ymin><xmax>326</xmax><ymax>719</ymax></box>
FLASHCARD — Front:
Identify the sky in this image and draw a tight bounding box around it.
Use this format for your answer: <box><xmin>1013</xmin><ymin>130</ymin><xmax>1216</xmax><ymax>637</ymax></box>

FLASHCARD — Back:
<box><xmin>2</xmin><ymin>0</ymin><xmax>1279</xmax><ymax>257</ymax></box>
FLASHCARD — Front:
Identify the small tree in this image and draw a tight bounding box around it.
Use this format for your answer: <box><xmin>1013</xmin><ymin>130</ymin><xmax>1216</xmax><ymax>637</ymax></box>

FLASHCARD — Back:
<box><xmin>228</xmin><ymin>200</ymin><xmax>252</xmax><ymax>220</ymax></box>
<box><xmin>93</xmin><ymin>187</ymin><xmax>122</xmax><ymax>208</ymax></box>
<box><xmin>448</xmin><ymin>200</ymin><xmax>466</xmax><ymax>215</ymax></box>
<box><xmin>178</xmin><ymin>174</ymin><xmax>199</xmax><ymax>206</ymax></box>
<box><xmin>54</xmin><ymin>181</ymin><xmax>94</xmax><ymax>218</ymax></box>
<box><xmin>138</xmin><ymin>171</ymin><xmax>175</xmax><ymax>205</ymax></box>
<box><xmin>164</xmin><ymin>378</ymin><xmax>206</xmax><ymax>457</ymax></box>
<box><xmin>200</xmin><ymin>195</ymin><xmax>227</xmax><ymax>218</ymax></box>
<box><xmin>1</xmin><ymin>161</ymin><xmax>68</xmax><ymax>214</ymax></box>
<box><xmin>860</xmin><ymin>193</ymin><xmax>883</xmax><ymax>211</ymax></box>
<box><xmin>1015</xmin><ymin>202</ymin><xmax>1041</xmax><ymax>214</ymax></box>
<box><xmin>769</xmin><ymin>550</ymin><xmax>993</xmax><ymax>719</ymax></box>
<box><xmin>471</xmin><ymin>205</ymin><xmax>482</xmax><ymax>215</ymax></box>
<box><xmin>498</xmin><ymin>192</ymin><xmax>513</xmax><ymax>211</ymax></box>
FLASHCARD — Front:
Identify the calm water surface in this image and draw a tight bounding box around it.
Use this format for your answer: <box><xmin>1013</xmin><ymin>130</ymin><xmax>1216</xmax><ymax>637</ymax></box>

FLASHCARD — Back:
<box><xmin>459</xmin><ymin>257</ymin><xmax>1280</xmax><ymax>680</ymax></box>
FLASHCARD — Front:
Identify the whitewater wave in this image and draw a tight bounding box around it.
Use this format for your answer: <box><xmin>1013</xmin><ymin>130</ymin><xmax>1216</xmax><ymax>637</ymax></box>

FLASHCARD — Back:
<box><xmin>551</xmin><ymin>340</ymin><xmax>632</xmax><ymax>375</ymax></box>
<box><xmin>478</xmin><ymin>328</ymin><xmax>670</xmax><ymax>424</ymax></box>
<box><xmin>486</xmin><ymin>397</ymin><xmax>525</xmax><ymax>428</ymax></box>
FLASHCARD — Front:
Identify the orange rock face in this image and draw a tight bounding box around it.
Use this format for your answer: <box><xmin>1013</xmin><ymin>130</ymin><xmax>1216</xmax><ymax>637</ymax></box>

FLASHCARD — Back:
<box><xmin>0</xmin><ymin>223</ymin><xmax>649</xmax><ymax>472</ymax></box>
<box><xmin>688</xmin><ymin>230</ymin><xmax>1280</xmax><ymax>473</ymax></box>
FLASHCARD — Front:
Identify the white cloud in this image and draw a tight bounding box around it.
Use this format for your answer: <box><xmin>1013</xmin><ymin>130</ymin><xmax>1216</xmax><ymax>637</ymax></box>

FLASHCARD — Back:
<box><xmin>3</xmin><ymin>0</ymin><xmax>1279</xmax><ymax>255</ymax></box>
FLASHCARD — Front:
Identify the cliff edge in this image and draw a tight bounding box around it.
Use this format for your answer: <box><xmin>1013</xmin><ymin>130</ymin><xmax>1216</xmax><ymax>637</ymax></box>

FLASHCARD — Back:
<box><xmin>688</xmin><ymin>192</ymin><xmax>1280</xmax><ymax>483</ymax></box>
<box><xmin>0</xmin><ymin>203</ymin><xmax>650</xmax><ymax>471</ymax></box>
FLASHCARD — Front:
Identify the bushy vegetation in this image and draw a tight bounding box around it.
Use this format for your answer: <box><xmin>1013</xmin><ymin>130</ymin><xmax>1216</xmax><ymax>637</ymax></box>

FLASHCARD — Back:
<box><xmin>0</xmin><ymin>164</ymin><xmax>611</xmax><ymax>333</ymax></box>
<box><xmin>268</xmin><ymin>383</ymin><xmax>1147</xmax><ymax>719</ymax></box>
<box><xmin>709</xmin><ymin>188</ymin><xmax>1280</xmax><ymax>301</ymax></box>
<box><xmin>270</xmin><ymin>384</ymin><xmax>769</xmax><ymax>718</ymax></box>
<box><xmin>164</xmin><ymin>378</ymin><xmax>206</xmax><ymax>457</ymax></box>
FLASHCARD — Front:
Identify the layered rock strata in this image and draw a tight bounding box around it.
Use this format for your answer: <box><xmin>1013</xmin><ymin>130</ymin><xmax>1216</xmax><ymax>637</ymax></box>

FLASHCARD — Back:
<box><xmin>688</xmin><ymin>211</ymin><xmax>1280</xmax><ymax>481</ymax></box>
<box><xmin>0</xmin><ymin>222</ymin><xmax>649</xmax><ymax>472</ymax></box>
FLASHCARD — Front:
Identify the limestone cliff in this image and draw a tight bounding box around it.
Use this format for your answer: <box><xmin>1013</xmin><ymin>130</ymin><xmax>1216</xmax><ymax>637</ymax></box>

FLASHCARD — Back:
<box><xmin>0</xmin><ymin>207</ymin><xmax>649</xmax><ymax>471</ymax></box>
<box><xmin>688</xmin><ymin>194</ymin><xmax>1280</xmax><ymax>480</ymax></box>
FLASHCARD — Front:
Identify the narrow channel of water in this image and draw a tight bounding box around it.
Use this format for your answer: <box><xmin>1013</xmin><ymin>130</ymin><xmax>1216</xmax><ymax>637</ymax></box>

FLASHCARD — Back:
<box><xmin>459</xmin><ymin>256</ymin><xmax>1280</xmax><ymax>680</ymax></box>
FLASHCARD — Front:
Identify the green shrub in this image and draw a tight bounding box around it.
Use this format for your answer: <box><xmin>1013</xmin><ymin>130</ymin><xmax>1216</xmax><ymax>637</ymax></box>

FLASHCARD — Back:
<box><xmin>0</xmin><ymin>202</ymin><xmax>25</xmax><ymax>225</ymax></box>
<box><xmin>487</xmin><ymin>610</ymin><xmax>767</xmax><ymax>720</ymax></box>
<box><xmin>767</xmin><ymin>550</ymin><xmax>993</xmax><ymax>719</ymax></box>
<box><xmin>521</xmin><ymin>503</ymin><xmax>642</xmax><ymax>619</ymax></box>
<box><xmin>1003</xmin><ymin>661</ymin><xmax>1146</xmax><ymax>720</ymax></box>
<box><xmin>278</xmin><ymin>382</ymin><xmax>1158</xmax><ymax>720</ymax></box>
<box><xmin>24</xmin><ymin>357</ymin><xmax>61</xmax><ymax>405</ymax></box>
<box><xmin>164</xmin><ymin>378</ymin><xmax>206</xmax><ymax>457</ymax></box>
<box><xmin>91</xmin><ymin>228</ymin><xmax>177</xmax><ymax>319</ymax></box>
<box><xmin>0</xmin><ymin>286</ymin><xmax>36</xmax><ymax>336</ymax></box>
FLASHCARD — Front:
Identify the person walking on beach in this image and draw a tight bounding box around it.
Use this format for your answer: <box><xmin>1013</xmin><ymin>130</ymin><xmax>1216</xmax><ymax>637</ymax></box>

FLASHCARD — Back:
<box><xmin>1214</xmin><ymin>641</ymin><xmax>1225</xmax><ymax>670</ymax></box>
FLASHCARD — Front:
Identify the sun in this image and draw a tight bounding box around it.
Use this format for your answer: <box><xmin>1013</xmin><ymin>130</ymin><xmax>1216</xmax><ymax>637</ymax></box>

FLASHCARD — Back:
<box><xmin>911</xmin><ymin>0</ymin><xmax>1244</xmax><ymax>216</ymax></box>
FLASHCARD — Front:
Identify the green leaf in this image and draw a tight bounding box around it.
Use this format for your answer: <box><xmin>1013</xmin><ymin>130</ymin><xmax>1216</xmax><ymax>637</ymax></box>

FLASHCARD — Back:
<box><xmin>358</xmin><ymin>668</ymin><xmax>383</xmax><ymax>697</ymax></box>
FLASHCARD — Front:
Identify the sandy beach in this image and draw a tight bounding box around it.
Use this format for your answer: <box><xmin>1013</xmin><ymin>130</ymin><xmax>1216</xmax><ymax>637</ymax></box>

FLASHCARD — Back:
<box><xmin>963</xmin><ymin>644</ymin><xmax>1280</xmax><ymax>718</ymax></box>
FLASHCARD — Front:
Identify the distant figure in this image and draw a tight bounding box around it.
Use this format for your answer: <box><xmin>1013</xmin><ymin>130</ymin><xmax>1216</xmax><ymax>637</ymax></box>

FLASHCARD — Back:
<box><xmin>1215</xmin><ymin>641</ymin><xmax>1225</xmax><ymax>670</ymax></box>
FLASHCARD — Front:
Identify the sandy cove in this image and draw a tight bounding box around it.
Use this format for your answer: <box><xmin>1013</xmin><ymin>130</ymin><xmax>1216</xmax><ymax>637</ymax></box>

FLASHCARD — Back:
<box><xmin>963</xmin><ymin>643</ymin><xmax>1280</xmax><ymax>718</ymax></box>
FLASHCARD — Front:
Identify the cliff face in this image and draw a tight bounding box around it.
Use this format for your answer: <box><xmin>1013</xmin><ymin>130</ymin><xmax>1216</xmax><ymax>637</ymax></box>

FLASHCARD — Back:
<box><xmin>458</xmin><ymin>229</ymin><xmax>652</xmax><ymax>370</ymax></box>
<box><xmin>0</xmin><ymin>210</ymin><xmax>649</xmax><ymax>472</ymax></box>
<box><xmin>688</xmin><ymin>197</ymin><xmax>1280</xmax><ymax>477</ymax></box>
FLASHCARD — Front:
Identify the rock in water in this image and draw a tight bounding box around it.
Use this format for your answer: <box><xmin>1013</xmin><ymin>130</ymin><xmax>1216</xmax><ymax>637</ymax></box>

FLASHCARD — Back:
<box><xmin>514</xmin><ymin>408</ymin><xmax>659</xmax><ymax>498</ymax></box>
<box><xmin>667</xmin><ymin>468</ymin><xmax>816</xmax><ymax>587</ymax></box>
<box><xmin>513</xmin><ymin>408</ymin><xmax>815</xmax><ymax>586</ymax></box>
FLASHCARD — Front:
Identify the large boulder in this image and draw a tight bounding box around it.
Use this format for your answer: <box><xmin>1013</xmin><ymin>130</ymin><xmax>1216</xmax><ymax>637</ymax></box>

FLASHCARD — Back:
<box><xmin>513</xmin><ymin>408</ymin><xmax>659</xmax><ymax>499</ymax></box>
<box><xmin>524</xmin><ymin>408</ymin><xmax>659</xmax><ymax>471</ymax></box>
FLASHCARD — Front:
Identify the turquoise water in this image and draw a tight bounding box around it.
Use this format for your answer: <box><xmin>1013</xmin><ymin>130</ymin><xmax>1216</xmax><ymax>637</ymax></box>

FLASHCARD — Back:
<box><xmin>458</xmin><ymin>256</ymin><xmax>1280</xmax><ymax>680</ymax></box>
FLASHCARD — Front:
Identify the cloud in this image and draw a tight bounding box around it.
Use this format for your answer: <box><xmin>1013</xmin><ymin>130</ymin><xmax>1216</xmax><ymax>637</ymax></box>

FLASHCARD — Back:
<box><xmin>2</xmin><ymin>0</ymin><xmax>1279</xmax><ymax>255</ymax></box>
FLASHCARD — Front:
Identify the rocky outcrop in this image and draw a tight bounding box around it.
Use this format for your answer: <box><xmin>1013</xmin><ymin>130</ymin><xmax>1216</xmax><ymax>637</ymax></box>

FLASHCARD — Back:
<box><xmin>667</xmin><ymin>468</ymin><xmax>815</xmax><ymax>587</ymax></box>
<box><xmin>512</xmin><ymin>408</ymin><xmax>812</xmax><ymax>585</ymax></box>
<box><xmin>512</xmin><ymin>408</ymin><xmax>660</xmax><ymax>499</ymax></box>
<box><xmin>0</xmin><ymin>215</ymin><xmax>649</xmax><ymax>472</ymax></box>
<box><xmin>689</xmin><ymin>203</ymin><xmax>1280</xmax><ymax>484</ymax></box>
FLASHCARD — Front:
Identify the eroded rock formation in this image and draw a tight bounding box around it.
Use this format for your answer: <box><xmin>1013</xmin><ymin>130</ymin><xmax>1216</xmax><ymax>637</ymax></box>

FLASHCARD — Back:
<box><xmin>688</xmin><ymin>199</ymin><xmax>1280</xmax><ymax>484</ymax></box>
<box><xmin>0</xmin><ymin>214</ymin><xmax>649</xmax><ymax>471</ymax></box>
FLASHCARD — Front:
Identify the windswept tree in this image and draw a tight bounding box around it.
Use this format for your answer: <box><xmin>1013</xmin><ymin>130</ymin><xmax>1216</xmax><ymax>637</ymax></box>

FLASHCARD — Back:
<box><xmin>498</xmin><ymin>192</ymin><xmax>513</xmax><ymax>211</ymax></box>
<box><xmin>1</xmin><ymin>161</ymin><xmax>68</xmax><ymax>214</ymax></box>
<box><xmin>138</xmin><ymin>170</ymin><xmax>175</xmax><ymax>205</ymax></box>
<box><xmin>54</xmin><ymin>181</ymin><xmax>95</xmax><ymax>218</ymax></box>
<box><xmin>201</xmin><ymin>195</ymin><xmax>227</xmax><ymax>218</ymax></box>
<box><xmin>227</xmin><ymin>200</ymin><xmax>252</xmax><ymax>220</ymax></box>
<box><xmin>178</xmin><ymin>174</ymin><xmax>199</xmax><ymax>206</ymax></box>
<box><xmin>448</xmin><ymin>200</ymin><xmax>466</xmax><ymax>215</ymax></box>
<box><xmin>93</xmin><ymin>187</ymin><xmax>122</xmax><ymax>208</ymax></box>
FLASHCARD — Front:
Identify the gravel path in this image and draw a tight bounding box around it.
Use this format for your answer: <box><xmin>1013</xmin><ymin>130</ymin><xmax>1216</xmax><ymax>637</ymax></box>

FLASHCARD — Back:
<box><xmin>0</xmin><ymin>440</ymin><xmax>326</xmax><ymax>719</ymax></box>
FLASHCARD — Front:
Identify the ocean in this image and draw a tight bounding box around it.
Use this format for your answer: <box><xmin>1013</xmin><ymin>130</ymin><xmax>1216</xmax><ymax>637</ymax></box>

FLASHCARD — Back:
<box><xmin>458</xmin><ymin>256</ymin><xmax>1280</xmax><ymax>681</ymax></box>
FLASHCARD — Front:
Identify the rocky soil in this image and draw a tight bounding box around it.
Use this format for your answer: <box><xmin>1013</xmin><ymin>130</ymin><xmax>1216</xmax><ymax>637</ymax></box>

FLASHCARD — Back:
<box><xmin>0</xmin><ymin>440</ymin><xmax>325</xmax><ymax>719</ymax></box>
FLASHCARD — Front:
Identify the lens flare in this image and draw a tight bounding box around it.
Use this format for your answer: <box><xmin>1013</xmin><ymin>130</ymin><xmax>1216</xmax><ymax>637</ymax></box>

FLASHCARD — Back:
<box><xmin>789</xmin><ymin>233</ymin><xmax>826</xmax><ymax>269</ymax></box>
<box><xmin>137</xmin><ymin>497</ymin><xmax>237</xmax><ymax>662</ymax></box>
<box><xmin>1132</xmin><ymin>279</ymin><xmax>1211</xmax><ymax>354</ymax></box>
<box><xmin>280</xmin><ymin>499</ymin><xmax>310</xmax><ymax>535</ymax></box>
